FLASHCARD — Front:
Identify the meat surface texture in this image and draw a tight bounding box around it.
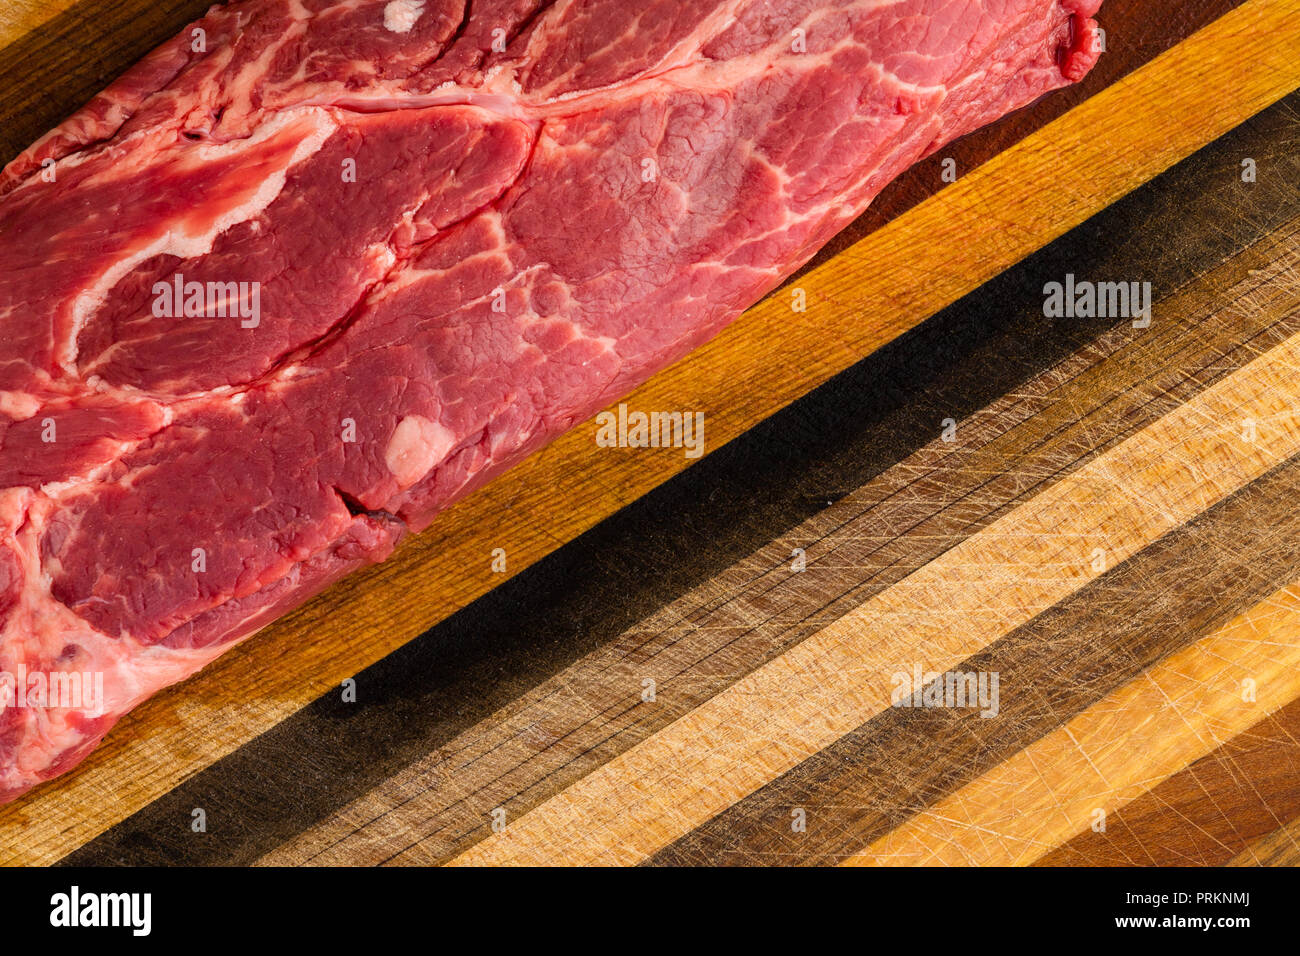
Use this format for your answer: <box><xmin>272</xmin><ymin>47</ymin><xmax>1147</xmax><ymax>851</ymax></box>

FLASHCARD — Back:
<box><xmin>0</xmin><ymin>0</ymin><xmax>1102</xmax><ymax>802</ymax></box>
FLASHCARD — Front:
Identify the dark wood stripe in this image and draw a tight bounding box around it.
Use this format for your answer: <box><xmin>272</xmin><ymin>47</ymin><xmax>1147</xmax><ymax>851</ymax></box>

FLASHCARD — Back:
<box><xmin>647</xmin><ymin>109</ymin><xmax>1300</xmax><ymax>863</ymax></box>
<box><xmin>1037</xmin><ymin>697</ymin><xmax>1300</xmax><ymax>866</ymax></box>
<box><xmin>649</xmin><ymin>446</ymin><xmax>1300</xmax><ymax>866</ymax></box>
<box><xmin>59</xmin><ymin>89</ymin><xmax>1300</xmax><ymax>866</ymax></box>
<box><xmin>298</xmin><ymin>96</ymin><xmax>1300</xmax><ymax>867</ymax></box>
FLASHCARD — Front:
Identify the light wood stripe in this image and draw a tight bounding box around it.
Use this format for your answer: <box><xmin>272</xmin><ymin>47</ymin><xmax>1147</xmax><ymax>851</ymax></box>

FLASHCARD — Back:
<box><xmin>653</xmin><ymin>407</ymin><xmax>1300</xmax><ymax>862</ymax></box>
<box><xmin>0</xmin><ymin>1</ymin><xmax>78</xmax><ymax>42</ymax></box>
<box><xmin>843</xmin><ymin>583</ymin><xmax>1300</xmax><ymax>866</ymax></box>
<box><xmin>1038</xmin><ymin>689</ymin><xmax>1300</xmax><ymax>866</ymax></box>
<box><xmin>4</xmin><ymin>0</ymin><xmax>1298</xmax><ymax>865</ymax></box>
<box><xmin>264</xmin><ymin>208</ymin><xmax>1300</xmax><ymax>868</ymax></box>
<box><xmin>448</xmin><ymin>326</ymin><xmax>1300</xmax><ymax>866</ymax></box>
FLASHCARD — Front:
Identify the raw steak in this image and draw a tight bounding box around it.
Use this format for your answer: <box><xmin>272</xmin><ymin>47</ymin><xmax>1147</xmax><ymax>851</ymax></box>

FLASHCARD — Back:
<box><xmin>0</xmin><ymin>0</ymin><xmax>1102</xmax><ymax>802</ymax></box>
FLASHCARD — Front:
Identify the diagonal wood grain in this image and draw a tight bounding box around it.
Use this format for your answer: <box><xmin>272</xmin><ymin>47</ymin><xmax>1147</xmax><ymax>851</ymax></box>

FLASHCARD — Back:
<box><xmin>1035</xmin><ymin>692</ymin><xmax>1300</xmax><ymax>865</ymax></box>
<box><xmin>448</xmin><ymin>318</ymin><xmax>1300</xmax><ymax>865</ymax></box>
<box><xmin>643</xmin><ymin>194</ymin><xmax>1300</xmax><ymax>863</ymax></box>
<box><xmin>1227</xmin><ymin>812</ymin><xmax>1300</xmax><ymax>866</ymax></box>
<box><xmin>657</xmin><ymin>437</ymin><xmax>1300</xmax><ymax>864</ymax></box>
<box><xmin>258</xmin><ymin>196</ymin><xmax>1300</xmax><ymax>867</ymax></box>
<box><xmin>0</xmin><ymin>0</ymin><xmax>80</xmax><ymax>44</ymax></box>
<box><xmin>847</xmin><ymin>585</ymin><xmax>1300</xmax><ymax>866</ymax></box>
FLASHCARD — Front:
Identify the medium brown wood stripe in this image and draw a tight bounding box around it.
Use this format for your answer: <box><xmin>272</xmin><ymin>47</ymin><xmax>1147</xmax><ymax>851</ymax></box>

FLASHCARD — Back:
<box><xmin>1035</xmin><ymin>695</ymin><xmax>1300</xmax><ymax>866</ymax></box>
<box><xmin>444</xmin><ymin>322</ymin><xmax>1300</xmax><ymax>865</ymax></box>
<box><xmin>655</xmin><ymin>452</ymin><xmax>1300</xmax><ymax>864</ymax></box>
<box><xmin>260</xmin><ymin>206</ymin><xmax>1300</xmax><ymax>866</ymax></box>
<box><xmin>649</xmin><ymin>197</ymin><xmax>1300</xmax><ymax>864</ymax></box>
<box><xmin>11</xmin><ymin>0</ymin><xmax>1294</xmax><ymax>867</ymax></box>
<box><xmin>845</xmin><ymin>585</ymin><xmax>1300</xmax><ymax>866</ymax></box>
<box><xmin>1227</xmin><ymin>814</ymin><xmax>1300</xmax><ymax>866</ymax></box>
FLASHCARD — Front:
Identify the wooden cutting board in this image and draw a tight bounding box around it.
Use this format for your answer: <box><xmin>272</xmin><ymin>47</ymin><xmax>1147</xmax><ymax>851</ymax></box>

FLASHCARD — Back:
<box><xmin>1</xmin><ymin>0</ymin><xmax>1299</xmax><ymax>866</ymax></box>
